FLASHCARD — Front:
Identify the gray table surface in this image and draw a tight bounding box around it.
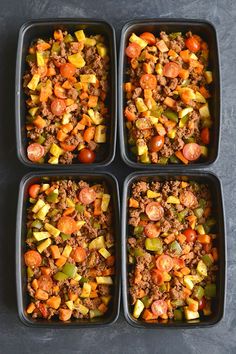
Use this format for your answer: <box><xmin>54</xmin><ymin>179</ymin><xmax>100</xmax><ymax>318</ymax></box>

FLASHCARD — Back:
<box><xmin>0</xmin><ymin>0</ymin><xmax>235</xmax><ymax>353</ymax></box>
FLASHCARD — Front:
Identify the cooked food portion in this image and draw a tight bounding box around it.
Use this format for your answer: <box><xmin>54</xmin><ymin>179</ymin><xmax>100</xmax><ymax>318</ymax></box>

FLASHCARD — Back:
<box><xmin>124</xmin><ymin>31</ymin><xmax>213</xmax><ymax>164</ymax></box>
<box><xmin>25</xmin><ymin>179</ymin><xmax>115</xmax><ymax>321</ymax></box>
<box><xmin>23</xmin><ymin>29</ymin><xmax>110</xmax><ymax>164</ymax></box>
<box><xmin>128</xmin><ymin>179</ymin><xmax>218</xmax><ymax>322</ymax></box>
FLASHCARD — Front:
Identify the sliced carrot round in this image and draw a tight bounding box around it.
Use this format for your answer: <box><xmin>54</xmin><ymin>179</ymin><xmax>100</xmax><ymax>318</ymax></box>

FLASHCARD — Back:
<box><xmin>79</xmin><ymin>187</ymin><xmax>96</xmax><ymax>205</ymax></box>
<box><xmin>125</xmin><ymin>43</ymin><xmax>142</xmax><ymax>59</ymax></box>
<box><xmin>57</xmin><ymin>216</ymin><xmax>77</xmax><ymax>235</ymax></box>
<box><xmin>140</xmin><ymin>74</ymin><xmax>157</xmax><ymax>90</ymax></box>
<box><xmin>72</xmin><ymin>246</ymin><xmax>87</xmax><ymax>263</ymax></box>
<box><xmin>24</xmin><ymin>250</ymin><xmax>42</xmax><ymax>267</ymax></box>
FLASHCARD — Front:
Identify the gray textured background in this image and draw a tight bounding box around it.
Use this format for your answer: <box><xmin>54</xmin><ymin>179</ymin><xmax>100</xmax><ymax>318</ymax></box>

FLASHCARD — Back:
<box><xmin>0</xmin><ymin>0</ymin><xmax>235</xmax><ymax>353</ymax></box>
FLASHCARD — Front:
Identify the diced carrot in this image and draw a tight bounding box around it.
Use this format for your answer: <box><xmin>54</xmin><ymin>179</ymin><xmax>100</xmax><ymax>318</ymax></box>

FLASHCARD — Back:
<box><xmin>70</xmin><ymin>279</ymin><xmax>77</xmax><ymax>286</ymax></box>
<box><xmin>66</xmin><ymin>98</ymin><xmax>74</xmax><ymax>106</ymax></box>
<box><xmin>106</xmin><ymin>255</ymin><xmax>115</xmax><ymax>267</ymax></box>
<box><xmin>88</xmin><ymin>268</ymin><xmax>98</xmax><ymax>277</ymax></box>
<box><xmin>72</xmin><ymin>122</ymin><xmax>85</xmax><ymax>135</ymax></box>
<box><xmin>204</xmin><ymin>242</ymin><xmax>212</xmax><ymax>253</ymax></box>
<box><xmin>131</xmin><ymin>58</ymin><xmax>138</xmax><ymax>69</ymax></box>
<box><xmin>124</xmin><ymin>107</ymin><xmax>136</xmax><ymax>121</ymax></box>
<box><xmin>175</xmin><ymin>151</ymin><xmax>189</xmax><ymax>165</ymax></box>
<box><xmin>54</xmin><ymin>30</ymin><xmax>63</xmax><ymax>41</ymax></box>
<box><xmin>68</xmin><ymin>291</ymin><xmax>78</xmax><ymax>302</ymax></box>
<box><xmin>94</xmin><ymin>79</ymin><xmax>100</xmax><ymax>88</ymax></box>
<box><xmin>27</xmin><ymin>302</ymin><xmax>36</xmax><ymax>314</ymax></box>
<box><xmin>60</xmin><ymin>142</ymin><xmax>77</xmax><ymax>152</ymax></box>
<box><xmin>57</xmin><ymin>130</ymin><xmax>68</xmax><ymax>142</ymax></box>
<box><xmin>174</xmin><ymin>270</ymin><xmax>183</xmax><ymax>278</ymax></box>
<box><xmin>179</xmin><ymin>68</ymin><xmax>189</xmax><ymax>80</ymax></box>
<box><xmin>168</xmin><ymin>49</ymin><xmax>178</xmax><ymax>58</ymax></box>
<box><xmin>102</xmin><ymin>267</ymin><xmax>114</xmax><ymax>276</ymax></box>
<box><xmin>189</xmin><ymin>301</ymin><xmax>198</xmax><ymax>312</ymax></box>
<box><xmin>198</xmin><ymin>234</ymin><xmax>211</xmax><ymax>244</ymax></box>
<box><xmin>212</xmin><ymin>248</ymin><xmax>218</xmax><ymax>262</ymax></box>
<box><xmin>80</xmin><ymin>92</ymin><xmax>89</xmax><ymax>100</ymax></box>
<box><xmin>35</xmin><ymin>289</ymin><xmax>49</xmax><ymax>301</ymax></box>
<box><xmin>89</xmin><ymin>281</ymin><xmax>98</xmax><ymax>291</ymax></box>
<box><xmin>63</xmin><ymin>207</ymin><xmax>75</xmax><ymax>216</ymax></box>
<box><xmin>181</xmin><ymin>267</ymin><xmax>190</xmax><ymax>275</ymax></box>
<box><xmin>141</xmin><ymin>110</ymin><xmax>150</xmax><ymax>118</ymax></box>
<box><xmin>31</xmin><ymin>279</ymin><xmax>38</xmax><ymax>291</ymax></box>
<box><xmin>163</xmin><ymin>96</ymin><xmax>176</xmax><ymax>108</ymax></box>
<box><xmin>80</xmin><ymin>82</ymin><xmax>89</xmax><ymax>91</ymax></box>
<box><xmin>155</xmin><ymin>123</ymin><xmax>166</xmax><ymax>136</ymax></box>
<box><xmin>164</xmin><ymin>234</ymin><xmax>175</xmax><ymax>244</ymax></box>
<box><xmin>136</xmin><ymin>289</ymin><xmax>146</xmax><ymax>299</ymax></box>
<box><xmin>129</xmin><ymin>198</ymin><xmax>139</xmax><ymax>208</ymax></box>
<box><xmin>33</xmin><ymin>115</ymin><xmax>46</xmax><ymax>129</ymax></box>
<box><xmin>199</xmin><ymin>86</ymin><xmax>211</xmax><ymax>99</ymax></box>
<box><xmin>84</xmin><ymin>210</ymin><xmax>91</xmax><ymax>218</ymax></box>
<box><xmin>44</xmin><ymin>185</ymin><xmax>57</xmax><ymax>195</ymax></box>
<box><xmin>160</xmin><ymin>313</ymin><xmax>168</xmax><ymax>320</ymax></box>
<box><xmin>59</xmin><ymin>308</ymin><xmax>72</xmax><ymax>321</ymax></box>
<box><xmin>142</xmin><ymin>309</ymin><xmax>158</xmax><ymax>321</ymax></box>
<box><xmin>83</xmin><ymin>126</ymin><xmax>95</xmax><ymax>143</ymax></box>
<box><xmin>62</xmin><ymin>80</ymin><xmax>72</xmax><ymax>89</ymax></box>
<box><xmin>98</xmin><ymin>303</ymin><xmax>108</xmax><ymax>313</ymax></box>
<box><xmin>164</xmin><ymin>120</ymin><xmax>176</xmax><ymax>131</ymax></box>
<box><xmin>61</xmin><ymin>123</ymin><xmax>73</xmax><ymax>133</ymax></box>
<box><xmin>204</xmin><ymin>207</ymin><xmax>211</xmax><ymax>218</ymax></box>
<box><xmin>41</xmin><ymin>267</ymin><xmax>51</xmax><ymax>276</ymax></box>
<box><xmin>47</xmin><ymin>67</ymin><xmax>56</xmax><ymax>76</ymax></box>
<box><xmin>80</xmin><ymin>114</ymin><xmax>92</xmax><ymax>126</ymax></box>
<box><xmin>183</xmin><ymin>287</ymin><xmax>191</xmax><ymax>298</ymax></box>
<box><xmin>94</xmin><ymin>199</ymin><xmax>102</xmax><ymax>216</ymax></box>
<box><xmin>90</xmin><ymin>290</ymin><xmax>98</xmax><ymax>298</ymax></box>
<box><xmin>124</xmin><ymin>82</ymin><xmax>132</xmax><ymax>92</ymax></box>
<box><xmin>50</xmin><ymin>245</ymin><xmax>60</xmax><ymax>259</ymax></box>
<box><xmin>26</xmin><ymin>124</ymin><xmax>34</xmax><ymax>131</ymax></box>
<box><xmin>186</xmin><ymin>215</ymin><xmax>197</xmax><ymax>229</ymax></box>
<box><xmin>180</xmin><ymin>50</ymin><xmax>190</xmax><ymax>62</ymax></box>
<box><xmin>37</xmin><ymin>42</ymin><xmax>51</xmax><ymax>51</ymax></box>
<box><xmin>55</xmin><ymin>255</ymin><xmax>67</xmax><ymax>268</ymax></box>
<box><xmin>53</xmin><ymin>285</ymin><xmax>60</xmax><ymax>294</ymax></box>
<box><xmin>177</xmin><ymin>233</ymin><xmax>186</xmax><ymax>245</ymax></box>
<box><xmin>88</xmin><ymin>95</ymin><xmax>98</xmax><ymax>108</ymax></box>
<box><xmin>46</xmin><ymin>296</ymin><xmax>61</xmax><ymax>309</ymax></box>
<box><xmin>143</xmin><ymin>62</ymin><xmax>152</xmax><ymax>74</ymax></box>
<box><xmin>68</xmin><ymin>76</ymin><xmax>77</xmax><ymax>84</ymax></box>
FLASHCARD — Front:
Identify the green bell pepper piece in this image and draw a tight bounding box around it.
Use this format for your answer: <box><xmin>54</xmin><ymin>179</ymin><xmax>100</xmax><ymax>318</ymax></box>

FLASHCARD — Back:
<box><xmin>169</xmin><ymin>240</ymin><xmax>182</xmax><ymax>255</ymax></box>
<box><xmin>79</xmin><ymin>277</ymin><xmax>89</xmax><ymax>284</ymax></box>
<box><xmin>36</xmin><ymin>135</ymin><xmax>46</xmax><ymax>145</ymax></box>
<box><xmin>64</xmin><ymin>34</ymin><xmax>74</xmax><ymax>43</ymax></box>
<box><xmin>75</xmin><ymin>203</ymin><xmax>85</xmax><ymax>213</ymax></box>
<box><xmin>62</xmin><ymin>263</ymin><xmax>77</xmax><ymax>278</ymax></box>
<box><xmin>174</xmin><ymin>309</ymin><xmax>183</xmax><ymax>321</ymax></box>
<box><xmin>169</xmin><ymin>155</ymin><xmax>180</xmax><ymax>164</ymax></box>
<box><xmin>134</xmin><ymin>247</ymin><xmax>146</xmax><ymax>257</ymax></box>
<box><xmin>51</xmin><ymin>42</ymin><xmax>60</xmax><ymax>54</ymax></box>
<box><xmin>192</xmin><ymin>285</ymin><xmax>205</xmax><ymax>300</ymax></box>
<box><xmin>206</xmin><ymin>218</ymin><xmax>216</xmax><ymax>227</ymax></box>
<box><xmin>27</xmin><ymin>228</ymin><xmax>33</xmax><ymax>239</ymax></box>
<box><xmin>131</xmin><ymin>146</ymin><xmax>138</xmax><ymax>155</ymax></box>
<box><xmin>46</xmin><ymin>191</ymin><xmax>58</xmax><ymax>203</ymax></box>
<box><xmin>199</xmin><ymin>198</ymin><xmax>207</xmax><ymax>209</ymax></box>
<box><xmin>93</xmin><ymin>221</ymin><xmax>101</xmax><ymax>230</ymax></box>
<box><xmin>163</xmin><ymin>109</ymin><xmax>178</xmax><ymax>122</ymax></box>
<box><xmin>90</xmin><ymin>309</ymin><xmax>103</xmax><ymax>318</ymax></box>
<box><xmin>202</xmin><ymin>254</ymin><xmax>213</xmax><ymax>267</ymax></box>
<box><xmin>27</xmin><ymin>267</ymin><xmax>34</xmax><ymax>278</ymax></box>
<box><xmin>177</xmin><ymin>209</ymin><xmax>188</xmax><ymax>222</ymax></box>
<box><xmin>145</xmin><ymin>238</ymin><xmax>163</xmax><ymax>253</ymax></box>
<box><xmin>171</xmin><ymin>299</ymin><xmax>185</xmax><ymax>307</ymax></box>
<box><xmin>54</xmin><ymin>272</ymin><xmax>68</xmax><ymax>281</ymax></box>
<box><xmin>184</xmin><ymin>137</ymin><xmax>195</xmax><ymax>144</ymax></box>
<box><xmin>48</xmin><ymin>209</ymin><xmax>59</xmax><ymax>218</ymax></box>
<box><xmin>169</xmin><ymin>32</ymin><xmax>182</xmax><ymax>40</ymax></box>
<box><xmin>134</xmin><ymin>226</ymin><xmax>144</xmax><ymax>236</ymax></box>
<box><xmin>31</xmin><ymin>220</ymin><xmax>43</xmax><ymax>229</ymax></box>
<box><xmin>159</xmin><ymin>284</ymin><xmax>166</xmax><ymax>292</ymax></box>
<box><xmin>158</xmin><ymin>157</ymin><xmax>169</xmax><ymax>165</ymax></box>
<box><xmin>205</xmin><ymin>284</ymin><xmax>216</xmax><ymax>298</ymax></box>
<box><xmin>140</xmin><ymin>213</ymin><xmax>149</xmax><ymax>221</ymax></box>
<box><xmin>26</xmin><ymin>54</ymin><xmax>36</xmax><ymax>63</ymax></box>
<box><xmin>194</xmin><ymin>208</ymin><xmax>204</xmax><ymax>219</ymax></box>
<box><xmin>179</xmin><ymin>114</ymin><xmax>189</xmax><ymax>128</ymax></box>
<box><xmin>141</xmin><ymin>296</ymin><xmax>152</xmax><ymax>308</ymax></box>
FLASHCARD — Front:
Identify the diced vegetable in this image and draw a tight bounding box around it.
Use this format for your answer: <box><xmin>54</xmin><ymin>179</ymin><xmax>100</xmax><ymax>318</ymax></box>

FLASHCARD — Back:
<box><xmin>133</xmin><ymin>299</ymin><xmax>145</xmax><ymax>318</ymax></box>
<box><xmin>37</xmin><ymin>238</ymin><xmax>51</xmax><ymax>253</ymax></box>
<box><xmin>96</xmin><ymin>276</ymin><xmax>113</xmax><ymax>285</ymax></box>
<box><xmin>45</xmin><ymin>223</ymin><xmax>60</xmax><ymax>237</ymax></box>
<box><xmin>204</xmin><ymin>283</ymin><xmax>216</xmax><ymax>298</ymax></box>
<box><xmin>89</xmin><ymin>236</ymin><xmax>105</xmax><ymax>250</ymax></box>
<box><xmin>145</xmin><ymin>238</ymin><xmax>163</xmax><ymax>253</ymax></box>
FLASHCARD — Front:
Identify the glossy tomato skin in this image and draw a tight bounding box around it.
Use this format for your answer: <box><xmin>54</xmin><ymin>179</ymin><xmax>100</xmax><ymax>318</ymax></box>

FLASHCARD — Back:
<box><xmin>144</xmin><ymin>223</ymin><xmax>160</xmax><ymax>238</ymax></box>
<box><xmin>163</xmin><ymin>62</ymin><xmax>181</xmax><ymax>78</ymax></box>
<box><xmin>151</xmin><ymin>300</ymin><xmax>168</xmax><ymax>316</ymax></box>
<box><xmin>198</xmin><ymin>297</ymin><xmax>206</xmax><ymax>310</ymax></box>
<box><xmin>140</xmin><ymin>74</ymin><xmax>157</xmax><ymax>90</ymax></box>
<box><xmin>183</xmin><ymin>143</ymin><xmax>202</xmax><ymax>161</ymax></box>
<box><xmin>201</xmin><ymin>127</ymin><xmax>210</xmax><ymax>145</ymax></box>
<box><xmin>54</xmin><ymin>82</ymin><xmax>66</xmax><ymax>99</ymax></box>
<box><xmin>156</xmin><ymin>254</ymin><xmax>174</xmax><ymax>272</ymax></box>
<box><xmin>185</xmin><ymin>36</ymin><xmax>201</xmax><ymax>53</ymax></box>
<box><xmin>183</xmin><ymin>228</ymin><xmax>197</xmax><ymax>243</ymax></box>
<box><xmin>125</xmin><ymin>43</ymin><xmax>141</xmax><ymax>59</ymax></box>
<box><xmin>29</xmin><ymin>184</ymin><xmax>41</xmax><ymax>199</ymax></box>
<box><xmin>145</xmin><ymin>202</ymin><xmax>164</xmax><ymax>221</ymax></box>
<box><xmin>179</xmin><ymin>190</ymin><xmax>197</xmax><ymax>208</ymax></box>
<box><xmin>140</xmin><ymin>32</ymin><xmax>156</xmax><ymax>45</ymax></box>
<box><xmin>79</xmin><ymin>187</ymin><xmax>96</xmax><ymax>205</ymax></box>
<box><xmin>27</xmin><ymin>143</ymin><xmax>45</xmax><ymax>162</ymax></box>
<box><xmin>51</xmin><ymin>98</ymin><xmax>66</xmax><ymax>116</ymax></box>
<box><xmin>151</xmin><ymin>269</ymin><xmax>164</xmax><ymax>285</ymax></box>
<box><xmin>60</xmin><ymin>63</ymin><xmax>76</xmax><ymax>78</ymax></box>
<box><xmin>149</xmin><ymin>135</ymin><xmax>164</xmax><ymax>152</ymax></box>
<box><xmin>78</xmin><ymin>148</ymin><xmax>96</xmax><ymax>163</ymax></box>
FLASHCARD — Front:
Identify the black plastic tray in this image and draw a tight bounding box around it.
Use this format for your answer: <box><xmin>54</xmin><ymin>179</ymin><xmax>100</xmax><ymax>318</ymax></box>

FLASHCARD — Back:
<box><xmin>16</xmin><ymin>171</ymin><xmax>120</xmax><ymax>327</ymax></box>
<box><xmin>118</xmin><ymin>19</ymin><xmax>221</xmax><ymax>169</ymax></box>
<box><xmin>122</xmin><ymin>171</ymin><xmax>226</xmax><ymax>328</ymax></box>
<box><xmin>15</xmin><ymin>19</ymin><xmax>117</xmax><ymax>168</ymax></box>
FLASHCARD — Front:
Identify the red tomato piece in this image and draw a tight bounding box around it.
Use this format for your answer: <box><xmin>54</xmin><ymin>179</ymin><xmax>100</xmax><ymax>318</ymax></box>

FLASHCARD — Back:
<box><xmin>151</xmin><ymin>269</ymin><xmax>164</xmax><ymax>285</ymax></box>
<box><xmin>51</xmin><ymin>98</ymin><xmax>66</xmax><ymax>116</ymax></box>
<box><xmin>140</xmin><ymin>74</ymin><xmax>157</xmax><ymax>90</ymax></box>
<box><xmin>140</xmin><ymin>32</ymin><xmax>156</xmax><ymax>45</ymax></box>
<box><xmin>27</xmin><ymin>143</ymin><xmax>45</xmax><ymax>162</ymax></box>
<box><xmin>54</xmin><ymin>82</ymin><xmax>67</xmax><ymax>99</ymax></box>
<box><xmin>156</xmin><ymin>254</ymin><xmax>174</xmax><ymax>272</ymax></box>
<box><xmin>60</xmin><ymin>63</ymin><xmax>76</xmax><ymax>78</ymax></box>
<box><xmin>144</xmin><ymin>223</ymin><xmax>160</xmax><ymax>238</ymax></box>
<box><xmin>182</xmin><ymin>143</ymin><xmax>201</xmax><ymax>161</ymax></box>
<box><xmin>38</xmin><ymin>303</ymin><xmax>48</xmax><ymax>318</ymax></box>
<box><xmin>200</xmin><ymin>127</ymin><xmax>210</xmax><ymax>145</ymax></box>
<box><xmin>185</xmin><ymin>36</ymin><xmax>201</xmax><ymax>53</ymax></box>
<box><xmin>149</xmin><ymin>135</ymin><xmax>164</xmax><ymax>152</ymax></box>
<box><xmin>198</xmin><ymin>297</ymin><xmax>206</xmax><ymax>310</ymax></box>
<box><xmin>29</xmin><ymin>184</ymin><xmax>41</xmax><ymax>199</ymax></box>
<box><xmin>57</xmin><ymin>216</ymin><xmax>77</xmax><ymax>235</ymax></box>
<box><xmin>37</xmin><ymin>275</ymin><xmax>53</xmax><ymax>292</ymax></box>
<box><xmin>151</xmin><ymin>300</ymin><xmax>168</xmax><ymax>317</ymax></box>
<box><xmin>78</xmin><ymin>148</ymin><xmax>96</xmax><ymax>164</ymax></box>
<box><xmin>24</xmin><ymin>250</ymin><xmax>42</xmax><ymax>268</ymax></box>
<box><xmin>79</xmin><ymin>187</ymin><xmax>96</xmax><ymax>205</ymax></box>
<box><xmin>145</xmin><ymin>202</ymin><xmax>164</xmax><ymax>221</ymax></box>
<box><xmin>183</xmin><ymin>228</ymin><xmax>197</xmax><ymax>243</ymax></box>
<box><xmin>179</xmin><ymin>191</ymin><xmax>197</xmax><ymax>208</ymax></box>
<box><xmin>163</xmin><ymin>62</ymin><xmax>181</xmax><ymax>78</ymax></box>
<box><xmin>125</xmin><ymin>42</ymin><xmax>142</xmax><ymax>59</ymax></box>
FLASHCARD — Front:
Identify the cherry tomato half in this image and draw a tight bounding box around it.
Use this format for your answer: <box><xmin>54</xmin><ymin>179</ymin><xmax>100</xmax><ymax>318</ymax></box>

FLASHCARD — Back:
<box><xmin>60</xmin><ymin>63</ymin><xmax>76</xmax><ymax>78</ymax></box>
<box><xmin>51</xmin><ymin>98</ymin><xmax>66</xmax><ymax>116</ymax></box>
<box><xmin>185</xmin><ymin>36</ymin><xmax>201</xmax><ymax>53</ymax></box>
<box><xmin>183</xmin><ymin>228</ymin><xmax>197</xmax><ymax>243</ymax></box>
<box><xmin>151</xmin><ymin>269</ymin><xmax>164</xmax><ymax>285</ymax></box>
<box><xmin>79</xmin><ymin>187</ymin><xmax>97</xmax><ymax>205</ymax></box>
<box><xmin>156</xmin><ymin>254</ymin><xmax>174</xmax><ymax>272</ymax></box>
<box><xmin>24</xmin><ymin>250</ymin><xmax>42</xmax><ymax>268</ymax></box>
<box><xmin>144</xmin><ymin>223</ymin><xmax>160</xmax><ymax>238</ymax></box>
<box><xmin>151</xmin><ymin>300</ymin><xmax>168</xmax><ymax>316</ymax></box>
<box><xmin>140</xmin><ymin>32</ymin><xmax>156</xmax><ymax>45</ymax></box>
<box><xmin>163</xmin><ymin>62</ymin><xmax>181</xmax><ymax>78</ymax></box>
<box><xmin>200</xmin><ymin>127</ymin><xmax>210</xmax><ymax>145</ymax></box>
<box><xmin>179</xmin><ymin>191</ymin><xmax>197</xmax><ymax>208</ymax></box>
<box><xmin>29</xmin><ymin>184</ymin><xmax>41</xmax><ymax>199</ymax></box>
<box><xmin>146</xmin><ymin>202</ymin><xmax>164</xmax><ymax>221</ymax></box>
<box><xmin>37</xmin><ymin>275</ymin><xmax>53</xmax><ymax>292</ymax></box>
<box><xmin>125</xmin><ymin>42</ymin><xmax>142</xmax><ymax>59</ymax></box>
<box><xmin>183</xmin><ymin>143</ymin><xmax>201</xmax><ymax>161</ymax></box>
<box><xmin>78</xmin><ymin>148</ymin><xmax>96</xmax><ymax>164</ymax></box>
<box><xmin>27</xmin><ymin>143</ymin><xmax>45</xmax><ymax>162</ymax></box>
<box><xmin>198</xmin><ymin>297</ymin><xmax>206</xmax><ymax>310</ymax></box>
<box><xmin>149</xmin><ymin>135</ymin><xmax>164</xmax><ymax>152</ymax></box>
<box><xmin>140</xmin><ymin>74</ymin><xmax>157</xmax><ymax>90</ymax></box>
<box><xmin>54</xmin><ymin>82</ymin><xmax>67</xmax><ymax>99</ymax></box>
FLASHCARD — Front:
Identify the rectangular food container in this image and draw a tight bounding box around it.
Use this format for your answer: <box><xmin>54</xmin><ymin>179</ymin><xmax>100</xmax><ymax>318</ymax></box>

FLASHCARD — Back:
<box><xmin>15</xmin><ymin>19</ymin><xmax>117</xmax><ymax>168</ymax></box>
<box><xmin>119</xmin><ymin>19</ymin><xmax>221</xmax><ymax>169</ymax></box>
<box><xmin>122</xmin><ymin>171</ymin><xmax>226</xmax><ymax>328</ymax></box>
<box><xmin>16</xmin><ymin>171</ymin><xmax>120</xmax><ymax>327</ymax></box>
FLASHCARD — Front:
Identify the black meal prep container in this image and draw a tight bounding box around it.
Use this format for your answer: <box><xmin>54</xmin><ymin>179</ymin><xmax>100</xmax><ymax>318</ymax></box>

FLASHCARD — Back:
<box><xmin>16</xmin><ymin>171</ymin><xmax>120</xmax><ymax>327</ymax></box>
<box><xmin>15</xmin><ymin>19</ymin><xmax>117</xmax><ymax>168</ymax></box>
<box><xmin>122</xmin><ymin>171</ymin><xmax>226</xmax><ymax>328</ymax></box>
<box><xmin>118</xmin><ymin>19</ymin><xmax>221</xmax><ymax>169</ymax></box>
